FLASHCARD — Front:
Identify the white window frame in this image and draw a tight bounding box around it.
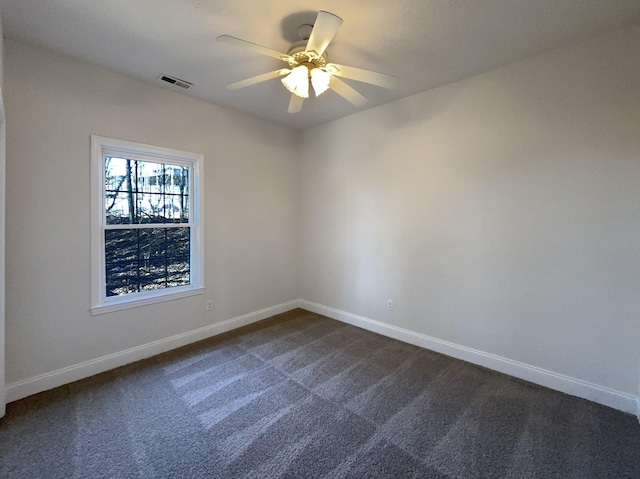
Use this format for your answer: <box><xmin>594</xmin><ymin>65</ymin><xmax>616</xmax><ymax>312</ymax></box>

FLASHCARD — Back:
<box><xmin>90</xmin><ymin>135</ymin><xmax>204</xmax><ymax>315</ymax></box>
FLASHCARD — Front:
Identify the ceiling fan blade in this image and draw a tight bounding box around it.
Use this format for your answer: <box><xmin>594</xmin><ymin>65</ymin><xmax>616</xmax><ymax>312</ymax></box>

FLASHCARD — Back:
<box><xmin>288</xmin><ymin>94</ymin><xmax>304</xmax><ymax>113</ymax></box>
<box><xmin>329</xmin><ymin>77</ymin><xmax>368</xmax><ymax>107</ymax></box>
<box><xmin>226</xmin><ymin>69</ymin><xmax>289</xmax><ymax>90</ymax></box>
<box><xmin>306</xmin><ymin>11</ymin><xmax>343</xmax><ymax>56</ymax></box>
<box><xmin>217</xmin><ymin>35</ymin><xmax>292</xmax><ymax>62</ymax></box>
<box><xmin>326</xmin><ymin>63</ymin><xmax>398</xmax><ymax>90</ymax></box>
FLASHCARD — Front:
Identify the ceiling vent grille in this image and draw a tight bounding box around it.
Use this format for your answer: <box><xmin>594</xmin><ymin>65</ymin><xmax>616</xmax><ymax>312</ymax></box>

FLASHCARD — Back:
<box><xmin>158</xmin><ymin>74</ymin><xmax>193</xmax><ymax>90</ymax></box>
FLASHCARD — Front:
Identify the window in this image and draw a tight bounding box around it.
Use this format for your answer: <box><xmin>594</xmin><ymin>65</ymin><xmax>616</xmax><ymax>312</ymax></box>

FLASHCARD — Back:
<box><xmin>91</xmin><ymin>136</ymin><xmax>203</xmax><ymax>314</ymax></box>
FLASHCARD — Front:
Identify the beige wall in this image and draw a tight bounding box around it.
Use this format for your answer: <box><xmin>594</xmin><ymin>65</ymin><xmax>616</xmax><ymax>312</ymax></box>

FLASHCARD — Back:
<box><xmin>4</xmin><ymin>26</ymin><xmax>640</xmax><ymax>413</ymax></box>
<box><xmin>299</xmin><ymin>27</ymin><xmax>640</xmax><ymax>398</ymax></box>
<box><xmin>4</xmin><ymin>39</ymin><xmax>299</xmax><ymax>385</ymax></box>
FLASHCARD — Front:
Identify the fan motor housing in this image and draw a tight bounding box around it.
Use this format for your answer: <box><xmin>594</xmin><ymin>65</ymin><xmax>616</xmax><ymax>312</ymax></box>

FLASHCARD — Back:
<box><xmin>286</xmin><ymin>40</ymin><xmax>327</xmax><ymax>68</ymax></box>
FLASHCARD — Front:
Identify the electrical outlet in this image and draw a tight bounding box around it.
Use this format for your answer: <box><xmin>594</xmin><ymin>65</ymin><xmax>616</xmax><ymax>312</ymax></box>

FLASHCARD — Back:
<box><xmin>387</xmin><ymin>299</ymin><xmax>394</xmax><ymax>311</ymax></box>
<box><xmin>206</xmin><ymin>300</ymin><xmax>213</xmax><ymax>311</ymax></box>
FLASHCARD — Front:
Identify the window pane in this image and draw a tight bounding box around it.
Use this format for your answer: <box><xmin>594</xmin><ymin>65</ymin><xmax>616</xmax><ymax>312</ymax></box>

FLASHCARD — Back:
<box><xmin>179</xmin><ymin>193</ymin><xmax>190</xmax><ymax>224</ymax></box>
<box><xmin>106</xmin><ymin>263</ymin><xmax>139</xmax><ymax>297</ymax></box>
<box><xmin>105</xmin><ymin>157</ymin><xmax>131</xmax><ymax>192</ymax></box>
<box><xmin>166</xmin><ymin>228</ymin><xmax>190</xmax><ymax>257</ymax></box>
<box><xmin>105</xmin><ymin>227</ymin><xmax>191</xmax><ymax>297</ymax></box>
<box><xmin>106</xmin><ymin>191</ymin><xmax>135</xmax><ymax>224</ymax></box>
<box><xmin>105</xmin><ymin>229</ymin><xmax>138</xmax><ymax>297</ymax></box>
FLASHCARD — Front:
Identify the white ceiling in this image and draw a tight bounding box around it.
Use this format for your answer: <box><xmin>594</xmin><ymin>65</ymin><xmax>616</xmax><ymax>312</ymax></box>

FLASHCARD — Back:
<box><xmin>1</xmin><ymin>0</ymin><xmax>639</xmax><ymax>130</ymax></box>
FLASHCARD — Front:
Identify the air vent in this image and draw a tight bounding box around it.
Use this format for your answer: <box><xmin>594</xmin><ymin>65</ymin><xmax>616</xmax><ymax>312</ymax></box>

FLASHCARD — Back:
<box><xmin>158</xmin><ymin>74</ymin><xmax>193</xmax><ymax>90</ymax></box>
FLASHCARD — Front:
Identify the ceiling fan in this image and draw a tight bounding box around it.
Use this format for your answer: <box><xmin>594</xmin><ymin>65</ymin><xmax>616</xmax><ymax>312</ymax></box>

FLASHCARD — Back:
<box><xmin>217</xmin><ymin>11</ymin><xmax>398</xmax><ymax>113</ymax></box>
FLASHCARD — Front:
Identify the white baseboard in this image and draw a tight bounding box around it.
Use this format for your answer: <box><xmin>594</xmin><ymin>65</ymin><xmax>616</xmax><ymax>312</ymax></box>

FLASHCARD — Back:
<box><xmin>7</xmin><ymin>298</ymin><xmax>639</xmax><ymax>418</ymax></box>
<box><xmin>6</xmin><ymin>300</ymin><xmax>300</xmax><ymax>403</ymax></box>
<box><xmin>299</xmin><ymin>300</ymin><xmax>639</xmax><ymax>416</ymax></box>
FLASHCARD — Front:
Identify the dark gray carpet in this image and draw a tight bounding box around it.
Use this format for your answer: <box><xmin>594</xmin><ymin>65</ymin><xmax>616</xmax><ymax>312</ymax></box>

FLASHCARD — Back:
<box><xmin>1</xmin><ymin>309</ymin><xmax>639</xmax><ymax>478</ymax></box>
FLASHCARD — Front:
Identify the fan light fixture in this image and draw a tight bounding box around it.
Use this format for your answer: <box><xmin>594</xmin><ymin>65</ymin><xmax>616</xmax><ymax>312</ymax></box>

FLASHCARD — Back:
<box><xmin>217</xmin><ymin>11</ymin><xmax>398</xmax><ymax>113</ymax></box>
<box><xmin>281</xmin><ymin>64</ymin><xmax>331</xmax><ymax>99</ymax></box>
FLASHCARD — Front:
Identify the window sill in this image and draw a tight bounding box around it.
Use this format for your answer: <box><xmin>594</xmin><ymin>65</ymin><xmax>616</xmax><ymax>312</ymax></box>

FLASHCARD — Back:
<box><xmin>91</xmin><ymin>286</ymin><xmax>205</xmax><ymax>316</ymax></box>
